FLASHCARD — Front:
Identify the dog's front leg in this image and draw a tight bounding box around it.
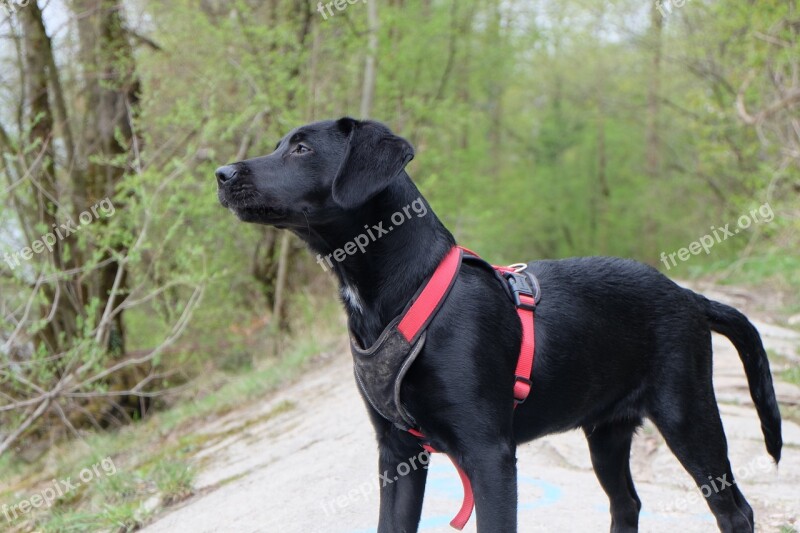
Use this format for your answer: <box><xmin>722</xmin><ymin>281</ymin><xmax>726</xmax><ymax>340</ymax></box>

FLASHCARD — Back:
<box><xmin>462</xmin><ymin>440</ymin><xmax>518</xmax><ymax>532</ymax></box>
<box><xmin>376</xmin><ymin>429</ymin><xmax>429</xmax><ymax>533</ymax></box>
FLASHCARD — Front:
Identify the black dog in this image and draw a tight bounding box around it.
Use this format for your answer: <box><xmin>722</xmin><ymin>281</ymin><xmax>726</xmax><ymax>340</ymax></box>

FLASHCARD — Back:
<box><xmin>216</xmin><ymin>118</ymin><xmax>781</xmax><ymax>533</ymax></box>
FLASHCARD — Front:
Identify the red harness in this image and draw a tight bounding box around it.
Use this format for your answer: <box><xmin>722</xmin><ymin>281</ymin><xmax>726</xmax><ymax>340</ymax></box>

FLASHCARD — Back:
<box><xmin>397</xmin><ymin>245</ymin><xmax>538</xmax><ymax>529</ymax></box>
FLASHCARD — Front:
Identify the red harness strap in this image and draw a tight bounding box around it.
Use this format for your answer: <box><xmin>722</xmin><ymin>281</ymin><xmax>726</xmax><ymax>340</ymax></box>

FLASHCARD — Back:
<box><xmin>400</xmin><ymin>246</ymin><xmax>537</xmax><ymax>530</ymax></box>
<box><xmin>398</xmin><ymin>246</ymin><xmax>462</xmax><ymax>342</ymax></box>
<box><xmin>494</xmin><ymin>264</ymin><xmax>536</xmax><ymax>405</ymax></box>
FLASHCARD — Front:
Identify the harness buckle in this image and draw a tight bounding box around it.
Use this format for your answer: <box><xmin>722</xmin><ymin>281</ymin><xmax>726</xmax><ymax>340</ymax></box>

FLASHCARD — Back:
<box><xmin>504</xmin><ymin>272</ymin><xmax>537</xmax><ymax>311</ymax></box>
<box><xmin>514</xmin><ymin>376</ymin><xmax>533</xmax><ymax>403</ymax></box>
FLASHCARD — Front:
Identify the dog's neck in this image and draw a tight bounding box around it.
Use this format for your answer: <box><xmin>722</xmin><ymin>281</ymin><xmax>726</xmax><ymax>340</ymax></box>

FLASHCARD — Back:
<box><xmin>300</xmin><ymin>172</ymin><xmax>455</xmax><ymax>346</ymax></box>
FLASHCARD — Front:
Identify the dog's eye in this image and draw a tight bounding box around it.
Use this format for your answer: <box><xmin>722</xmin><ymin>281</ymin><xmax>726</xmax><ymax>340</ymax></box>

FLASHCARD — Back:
<box><xmin>292</xmin><ymin>144</ymin><xmax>311</xmax><ymax>155</ymax></box>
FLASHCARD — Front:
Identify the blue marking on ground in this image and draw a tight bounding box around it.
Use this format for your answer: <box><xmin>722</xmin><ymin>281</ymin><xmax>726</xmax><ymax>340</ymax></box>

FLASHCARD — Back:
<box><xmin>343</xmin><ymin>462</ymin><xmax>563</xmax><ymax>533</ymax></box>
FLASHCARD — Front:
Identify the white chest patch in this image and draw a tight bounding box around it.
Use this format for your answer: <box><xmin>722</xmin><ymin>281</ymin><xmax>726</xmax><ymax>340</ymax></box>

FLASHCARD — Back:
<box><xmin>341</xmin><ymin>285</ymin><xmax>364</xmax><ymax>314</ymax></box>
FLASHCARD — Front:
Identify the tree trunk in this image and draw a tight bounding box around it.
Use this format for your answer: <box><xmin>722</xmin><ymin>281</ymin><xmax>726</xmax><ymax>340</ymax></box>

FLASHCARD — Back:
<box><xmin>360</xmin><ymin>0</ymin><xmax>379</xmax><ymax>118</ymax></box>
<box><xmin>646</xmin><ymin>3</ymin><xmax>663</xmax><ymax>178</ymax></box>
<box><xmin>272</xmin><ymin>232</ymin><xmax>291</xmax><ymax>329</ymax></box>
<box><xmin>642</xmin><ymin>2</ymin><xmax>664</xmax><ymax>261</ymax></box>
<box><xmin>73</xmin><ymin>0</ymin><xmax>141</xmax><ymax>355</ymax></box>
<box><xmin>19</xmin><ymin>1</ymin><xmax>80</xmax><ymax>352</ymax></box>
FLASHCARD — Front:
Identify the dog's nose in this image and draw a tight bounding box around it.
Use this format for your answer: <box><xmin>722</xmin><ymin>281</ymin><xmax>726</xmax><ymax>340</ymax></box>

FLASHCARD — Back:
<box><xmin>215</xmin><ymin>165</ymin><xmax>238</xmax><ymax>184</ymax></box>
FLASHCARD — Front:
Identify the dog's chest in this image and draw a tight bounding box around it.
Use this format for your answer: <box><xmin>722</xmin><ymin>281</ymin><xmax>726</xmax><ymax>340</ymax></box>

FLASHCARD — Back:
<box><xmin>341</xmin><ymin>284</ymin><xmax>364</xmax><ymax>314</ymax></box>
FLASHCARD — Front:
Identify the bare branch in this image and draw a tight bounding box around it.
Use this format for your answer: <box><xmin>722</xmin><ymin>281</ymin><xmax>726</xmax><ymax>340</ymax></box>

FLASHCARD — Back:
<box><xmin>0</xmin><ymin>397</ymin><xmax>51</xmax><ymax>455</ymax></box>
<box><xmin>0</xmin><ymin>275</ymin><xmax>44</xmax><ymax>353</ymax></box>
<box><xmin>737</xmin><ymin>71</ymin><xmax>800</xmax><ymax>125</ymax></box>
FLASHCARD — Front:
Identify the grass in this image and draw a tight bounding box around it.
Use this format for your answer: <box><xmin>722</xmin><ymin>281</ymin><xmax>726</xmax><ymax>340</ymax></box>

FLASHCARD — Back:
<box><xmin>151</xmin><ymin>459</ymin><xmax>195</xmax><ymax>506</ymax></box>
<box><xmin>0</xmin><ymin>291</ymin><xmax>343</xmax><ymax>533</ymax></box>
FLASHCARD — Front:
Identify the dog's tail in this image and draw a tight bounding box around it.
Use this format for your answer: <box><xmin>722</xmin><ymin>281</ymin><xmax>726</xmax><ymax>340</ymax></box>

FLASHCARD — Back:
<box><xmin>694</xmin><ymin>292</ymin><xmax>782</xmax><ymax>463</ymax></box>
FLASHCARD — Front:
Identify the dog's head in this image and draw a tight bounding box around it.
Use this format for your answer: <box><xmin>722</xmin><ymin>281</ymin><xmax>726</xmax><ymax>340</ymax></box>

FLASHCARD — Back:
<box><xmin>216</xmin><ymin>118</ymin><xmax>414</xmax><ymax>226</ymax></box>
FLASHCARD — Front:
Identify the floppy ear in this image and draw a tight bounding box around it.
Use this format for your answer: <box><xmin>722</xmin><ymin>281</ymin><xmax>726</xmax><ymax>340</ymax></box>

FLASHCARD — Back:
<box><xmin>332</xmin><ymin>118</ymin><xmax>415</xmax><ymax>209</ymax></box>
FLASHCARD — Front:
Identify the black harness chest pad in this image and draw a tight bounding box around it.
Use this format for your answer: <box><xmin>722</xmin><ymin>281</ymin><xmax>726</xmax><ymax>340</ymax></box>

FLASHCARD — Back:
<box><xmin>348</xmin><ymin>252</ymin><xmax>517</xmax><ymax>432</ymax></box>
<box><xmin>351</xmin><ymin>317</ymin><xmax>426</xmax><ymax>431</ymax></box>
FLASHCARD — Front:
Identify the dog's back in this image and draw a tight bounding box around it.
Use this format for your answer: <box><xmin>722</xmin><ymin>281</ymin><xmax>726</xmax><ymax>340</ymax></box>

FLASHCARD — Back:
<box><xmin>518</xmin><ymin>256</ymin><xmax>781</xmax><ymax>463</ymax></box>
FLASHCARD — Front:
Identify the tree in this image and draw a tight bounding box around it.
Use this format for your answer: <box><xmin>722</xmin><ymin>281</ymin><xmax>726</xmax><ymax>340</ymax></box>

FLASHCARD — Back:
<box><xmin>0</xmin><ymin>0</ymin><xmax>204</xmax><ymax>455</ymax></box>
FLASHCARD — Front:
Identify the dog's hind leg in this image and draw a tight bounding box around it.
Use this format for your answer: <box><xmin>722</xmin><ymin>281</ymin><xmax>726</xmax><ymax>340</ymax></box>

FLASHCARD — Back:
<box><xmin>646</xmin><ymin>364</ymin><xmax>754</xmax><ymax>532</ymax></box>
<box><xmin>376</xmin><ymin>429</ymin><xmax>429</xmax><ymax>533</ymax></box>
<box><xmin>584</xmin><ymin>421</ymin><xmax>642</xmax><ymax>533</ymax></box>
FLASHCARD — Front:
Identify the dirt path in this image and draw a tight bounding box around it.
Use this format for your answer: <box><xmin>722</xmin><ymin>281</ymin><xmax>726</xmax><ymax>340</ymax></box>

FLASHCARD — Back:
<box><xmin>143</xmin><ymin>291</ymin><xmax>800</xmax><ymax>533</ymax></box>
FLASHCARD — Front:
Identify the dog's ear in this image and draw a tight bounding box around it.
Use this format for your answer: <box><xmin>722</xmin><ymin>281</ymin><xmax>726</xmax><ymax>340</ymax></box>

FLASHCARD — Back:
<box><xmin>332</xmin><ymin>118</ymin><xmax>415</xmax><ymax>209</ymax></box>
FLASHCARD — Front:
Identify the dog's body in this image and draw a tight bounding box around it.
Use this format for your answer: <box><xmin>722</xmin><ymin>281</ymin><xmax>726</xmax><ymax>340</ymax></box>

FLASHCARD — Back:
<box><xmin>216</xmin><ymin>118</ymin><xmax>781</xmax><ymax>533</ymax></box>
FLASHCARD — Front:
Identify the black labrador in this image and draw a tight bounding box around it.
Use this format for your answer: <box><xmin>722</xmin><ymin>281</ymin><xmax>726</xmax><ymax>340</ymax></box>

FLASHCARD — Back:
<box><xmin>216</xmin><ymin>118</ymin><xmax>781</xmax><ymax>533</ymax></box>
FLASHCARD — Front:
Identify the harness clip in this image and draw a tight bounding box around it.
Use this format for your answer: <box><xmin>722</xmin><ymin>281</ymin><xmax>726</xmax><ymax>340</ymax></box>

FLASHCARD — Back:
<box><xmin>505</xmin><ymin>272</ymin><xmax>537</xmax><ymax>311</ymax></box>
